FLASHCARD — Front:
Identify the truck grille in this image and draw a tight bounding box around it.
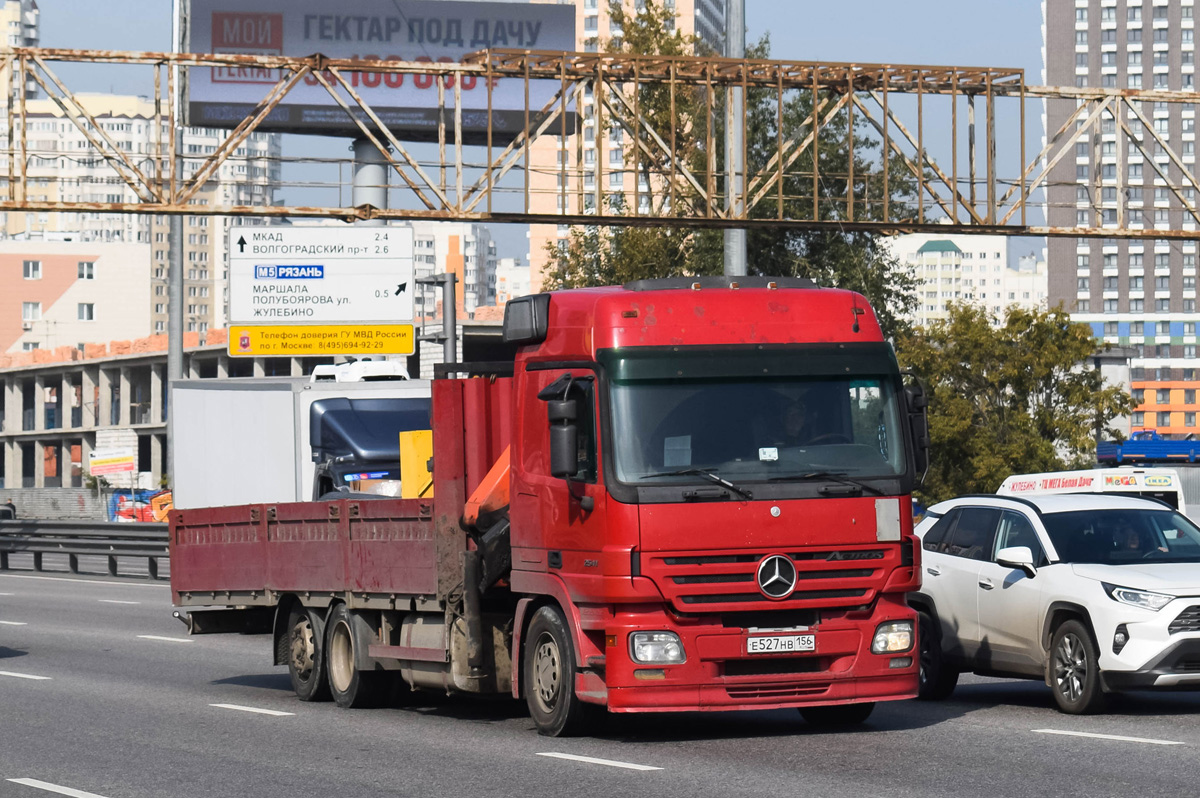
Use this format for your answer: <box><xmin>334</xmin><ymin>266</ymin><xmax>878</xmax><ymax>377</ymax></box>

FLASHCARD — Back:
<box><xmin>1168</xmin><ymin>605</ymin><xmax>1200</xmax><ymax>635</ymax></box>
<box><xmin>726</xmin><ymin>682</ymin><xmax>831</xmax><ymax>701</ymax></box>
<box><xmin>644</xmin><ymin>547</ymin><xmax>893</xmax><ymax>614</ymax></box>
<box><xmin>723</xmin><ymin>657</ymin><xmax>829</xmax><ymax>677</ymax></box>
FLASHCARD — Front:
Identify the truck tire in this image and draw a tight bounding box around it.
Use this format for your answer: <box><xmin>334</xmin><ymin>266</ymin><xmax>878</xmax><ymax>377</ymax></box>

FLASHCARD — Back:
<box><xmin>287</xmin><ymin>605</ymin><xmax>330</xmax><ymax>702</ymax></box>
<box><xmin>326</xmin><ymin>604</ymin><xmax>388</xmax><ymax>709</ymax></box>
<box><xmin>799</xmin><ymin>702</ymin><xmax>875</xmax><ymax>727</ymax></box>
<box><xmin>917</xmin><ymin>610</ymin><xmax>958</xmax><ymax>700</ymax></box>
<box><xmin>523</xmin><ymin>605</ymin><xmax>587</xmax><ymax>737</ymax></box>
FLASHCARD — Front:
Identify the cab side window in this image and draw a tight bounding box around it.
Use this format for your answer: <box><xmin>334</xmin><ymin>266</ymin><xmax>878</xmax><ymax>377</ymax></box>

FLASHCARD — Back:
<box><xmin>994</xmin><ymin>511</ymin><xmax>1048</xmax><ymax>567</ymax></box>
<box><xmin>943</xmin><ymin>507</ymin><xmax>1000</xmax><ymax>561</ymax></box>
<box><xmin>922</xmin><ymin>509</ymin><xmax>959</xmax><ymax>553</ymax></box>
<box><xmin>572</xmin><ymin>379</ymin><xmax>598</xmax><ymax>483</ymax></box>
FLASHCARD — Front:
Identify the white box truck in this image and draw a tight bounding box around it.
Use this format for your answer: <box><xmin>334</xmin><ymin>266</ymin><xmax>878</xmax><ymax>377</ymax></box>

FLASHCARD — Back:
<box><xmin>171</xmin><ymin>377</ymin><xmax>431</xmax><ymax>509</ymax></box>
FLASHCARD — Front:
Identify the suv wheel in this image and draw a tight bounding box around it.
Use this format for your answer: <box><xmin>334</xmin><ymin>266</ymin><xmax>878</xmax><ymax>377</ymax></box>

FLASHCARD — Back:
<box><xmin>917</xmin><ymin>611</ymin><xmax>958</xmax><ymax>700</ymax></box>
<box><xmin>1050</xmin><ymin>619</ymin><xmax>1106</xmax><ymax>715</ymax></box>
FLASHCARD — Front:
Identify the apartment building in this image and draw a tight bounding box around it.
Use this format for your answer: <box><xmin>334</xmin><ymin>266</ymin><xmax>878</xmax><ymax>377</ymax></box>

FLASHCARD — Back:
<box><xmin>2</xmin><ymin>242</ymin><xmax>153</xmax><ymax>354</ymax></box>
<box><xmin>527</xmin><ymin>0</ymin><xmax>725</xmax><ymax>290</ymax></box>
<box><xmin>1044</xmin><ymin>0</ymin><xmax>1200</xmax><ymax>435</ymax></box>
<box><xmin>495</xmin><ymin>257</ymin><xmax>533</xmax><ymax>304</ymax></box>
<box><xmin>409</xmin><ymin>221</ymin><xmax>498</xmax><ymax>317</ymax></box>
<box><xmin>1</xmin><ymin>0</ymin><xmax>38</xmax><ymax>98</ymax></box>
<box><xmin>0</xmin><ymin>94</ymin><xmax>281</xmax><ymax>337</ymax></box>
<box><xmin>888</xmin><ymin>232</ymin><xmax>1048</xmax><ymax>327</ymax></box>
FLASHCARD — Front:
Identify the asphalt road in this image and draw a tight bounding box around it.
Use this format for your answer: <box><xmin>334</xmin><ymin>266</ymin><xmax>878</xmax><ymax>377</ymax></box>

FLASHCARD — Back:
<box><xmin>2</xmin><ymin>569</ymin><xmax>1199</xmax><ymax>798</ymax></box>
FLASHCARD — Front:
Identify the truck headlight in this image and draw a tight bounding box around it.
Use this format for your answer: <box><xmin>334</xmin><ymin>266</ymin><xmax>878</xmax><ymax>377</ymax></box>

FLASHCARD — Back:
<box><xmin>629</xmin><ymin>631</ymin><xmax>686</xmax><ymax>664</ymax></box>
<box><xmin>871</xmin><ymin>620</ymin><xmax>914</xmax><ymax>654</ymax></box>
<box><xmin>1103</xmin><ymin>583</ymin><xmax>1174</xmax><ymax>612</ymax></box>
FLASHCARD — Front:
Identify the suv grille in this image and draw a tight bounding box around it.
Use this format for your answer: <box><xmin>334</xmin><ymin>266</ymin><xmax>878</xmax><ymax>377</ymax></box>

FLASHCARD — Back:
<box><xmin>644</xmin><ymin>547</ymin><xmax>894</xmax><ymax>614</ymax></box>
<box><xmin>1168</xmin><ymin>605</ymin><xmax>1200</xmax><ymax>635</ymax></box>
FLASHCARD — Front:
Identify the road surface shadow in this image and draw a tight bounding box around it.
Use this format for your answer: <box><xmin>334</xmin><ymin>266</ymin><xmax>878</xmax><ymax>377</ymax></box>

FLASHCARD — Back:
<box><xmin>211</xmin><ymin>672</ymin><xmax>294</xmax><ymax>691</ymax></box>
<box><xmin>402</xmin><ymin>692</ymin><xmax>529</xmax><ymax>724</ymax></box>
<box><xmin>928</xmin><ymin>677</ymin><xmax>1200</xmax><ymax>718</ymax></box>
<box><xmin>0</xmin><ymin>645</ymin><xmax>27</xmax><ymax>660</ymax></box>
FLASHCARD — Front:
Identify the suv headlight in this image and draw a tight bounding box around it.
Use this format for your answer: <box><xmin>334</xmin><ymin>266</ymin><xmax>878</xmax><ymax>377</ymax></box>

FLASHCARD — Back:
<box><xmin>871</xmin><ymin>620</ymin><xmax>914</xmax><ymax>654</ymax></box>
<box><xmin>1103</xmin><ymin>583</ymin><xmax>1174</xmax><ymax>612</ymax></box>
<box><xmin>629</xmin><ymin>631</ymin><xmax>686</xmax><ymax>664</ymax></box>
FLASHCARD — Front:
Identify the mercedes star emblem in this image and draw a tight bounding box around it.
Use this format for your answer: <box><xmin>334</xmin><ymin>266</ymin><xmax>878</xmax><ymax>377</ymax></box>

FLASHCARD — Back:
<box><xmin>756</xmin><ymin>554</ymin><xmax>798</xmax><ymax>600</ymax></box>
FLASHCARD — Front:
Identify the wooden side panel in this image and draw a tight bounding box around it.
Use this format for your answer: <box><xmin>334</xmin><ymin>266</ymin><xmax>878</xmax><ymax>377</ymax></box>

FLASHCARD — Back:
<box><xmin>267</xmin><ymin>501</ymin><xmax>348</xmax><ymax>593</ymax></box>
<box><xmin>170</xmin><ymin>504</ymin><xmax>268</xmax><ymax>601</ymax></box>
<box><xmin>348</xmin><ymin>499</ymin><xmax>437</xmax><ymax>595</ymax></box>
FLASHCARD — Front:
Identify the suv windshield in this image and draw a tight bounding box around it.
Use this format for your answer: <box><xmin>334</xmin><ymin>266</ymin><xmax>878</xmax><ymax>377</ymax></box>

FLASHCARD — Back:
<box><xmin>603</xmin><ymin>345</ymin><xmax>909</xmax><ymax>486</ymax></box>
<box><xmin>1041</xmin><ymin>508</ymin><xmax>1200</xmax><ymax>564</ymax></box>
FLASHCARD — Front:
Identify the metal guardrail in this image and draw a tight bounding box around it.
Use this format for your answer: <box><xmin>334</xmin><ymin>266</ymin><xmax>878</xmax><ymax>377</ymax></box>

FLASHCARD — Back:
<box><xmin>0</xmin><ymin>520</ymin><xmax>169</xmax><ymax>580</ymax></box>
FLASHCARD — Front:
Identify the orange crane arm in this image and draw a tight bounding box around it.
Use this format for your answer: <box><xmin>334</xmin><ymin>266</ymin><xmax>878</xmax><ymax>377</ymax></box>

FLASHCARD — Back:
<box><xmin>462</xmin><ymin>445</ymin><xmax>510</xmax><ymax>529</ymax></box>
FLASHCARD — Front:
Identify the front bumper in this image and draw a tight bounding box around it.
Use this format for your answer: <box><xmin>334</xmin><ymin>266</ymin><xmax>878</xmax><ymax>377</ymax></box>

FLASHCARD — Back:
<box><xmin>1092</xmin><ymin>597</ymin><xmax>1200</xmax><ymax>691</ymax></box>
<box><xmin>1100</xmin><ymin>639</ymin><xmax>1200</xmax><ymax>691</ymax></box>
<box><xmin>601</xmin><ymin>596</ymin><xmax>918</xmax><ymax>712</ymax></box>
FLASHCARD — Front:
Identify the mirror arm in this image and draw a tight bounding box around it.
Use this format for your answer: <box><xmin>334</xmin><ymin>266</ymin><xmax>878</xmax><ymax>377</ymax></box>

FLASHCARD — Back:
<box><xmin>565</xmin><ymin>475</ymin><xmax>595</xmax><ymax>513</ymax></box>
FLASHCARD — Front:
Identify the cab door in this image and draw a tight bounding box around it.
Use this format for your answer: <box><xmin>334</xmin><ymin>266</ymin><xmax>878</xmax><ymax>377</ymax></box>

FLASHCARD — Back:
<box><xmin>975</xmin><ymin>509</ymin><xmax>1048</xmax><ymax>676</ymax></box>
<box><xmin>509</xmin><ymin>367</ymin><xmax>613</xmax><ymax>592</ymax></box>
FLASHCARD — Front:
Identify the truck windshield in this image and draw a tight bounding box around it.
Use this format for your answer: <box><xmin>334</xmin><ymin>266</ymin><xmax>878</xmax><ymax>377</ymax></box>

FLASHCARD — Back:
<box><xmin>605</xmin><ymin>357</ymin><xmax>908</xmax><ymax>486</ymax></box>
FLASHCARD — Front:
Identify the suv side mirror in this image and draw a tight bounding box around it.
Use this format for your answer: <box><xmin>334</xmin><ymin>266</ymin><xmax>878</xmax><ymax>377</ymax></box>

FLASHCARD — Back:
<box><xmin>996</xmin><ymin>546</ymin><xmax>1037</xmax><ymax>578</ymax></box>
<box><xmin>548</xmin><ymin>398</ymin><xmax>578</xmax><ymax>479</ymax></box>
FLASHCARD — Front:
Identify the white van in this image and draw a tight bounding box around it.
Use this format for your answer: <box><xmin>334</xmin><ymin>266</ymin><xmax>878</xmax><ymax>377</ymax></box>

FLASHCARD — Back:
<box><xmin>997</xmin><ymin>467</ymin><xmax>1187</xmax><ymax>516</ymax></box>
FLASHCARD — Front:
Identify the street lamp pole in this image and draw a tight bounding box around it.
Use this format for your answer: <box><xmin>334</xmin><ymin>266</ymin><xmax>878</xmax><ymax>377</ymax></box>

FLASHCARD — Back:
<box><xmin>166</xmin><ymin>0</ymin><xmax>187</xmax><ymax>489</ymax></box>
<box><xmin>723</xmin><ymin>0</ymin><xmax>747</xmax><ymax>277</ymax></box>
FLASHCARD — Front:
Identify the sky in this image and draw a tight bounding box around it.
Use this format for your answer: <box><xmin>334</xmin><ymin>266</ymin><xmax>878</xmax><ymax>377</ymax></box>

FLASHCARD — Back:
<box><xmin>37</xmin><ymin>0</ymin><xmax>1047</xmax><ymax>261</ymax></box>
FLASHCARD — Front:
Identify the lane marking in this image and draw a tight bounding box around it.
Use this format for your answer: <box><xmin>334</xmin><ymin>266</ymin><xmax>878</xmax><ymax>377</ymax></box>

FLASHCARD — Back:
<box><xmin>537</xmin><ymin>752</ymin><xmax>662</xmax><ymax>771</ymax></box>
<box><xmin>210</xmin><ymin>703</ymin><xmax>295</xmax><ymax>717</ymax></box>
<box><xmin>0</xmin><ymin>620</ymin><xmax>28</xmax><ymax>625</ymax></box>
<box><xmin>97</xmin><ymin>600</ymin><xmax>141</xmax><ymax>605</ymax></box>
<box><xmin>136</xmin><ymin>635</ymin><xmax>194</xmax><ymax>644</ymax></box>
<box><xmin>0</xmin><ymin>592</ymin><xmax>15</xmax><ymax>595</ymax></box>
<box><xmin>1033</xmin><ymin>728</ymin><xmax>1185</xmax><ymax>746</ymax></box>
<box><xmin>7</xmin><ymin>778</ymin><xmax>110</xmax><ymax>798</ymax></box>
<box><xmin>0</xmin><ymin>574</ymin><xmax>167</xmax><ymax>589</ymax></box>
<box><xmin>0</xmin><ymin>671</ymin><xmax>52</xmax><ymax>681</ymax></box>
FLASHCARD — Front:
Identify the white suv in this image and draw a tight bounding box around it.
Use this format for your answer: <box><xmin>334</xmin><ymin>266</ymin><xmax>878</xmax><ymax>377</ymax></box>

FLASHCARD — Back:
<box><xmin>912</xmin><ymin>493</ymin><xmax>1200</xmax><ymax>714</ymax></box>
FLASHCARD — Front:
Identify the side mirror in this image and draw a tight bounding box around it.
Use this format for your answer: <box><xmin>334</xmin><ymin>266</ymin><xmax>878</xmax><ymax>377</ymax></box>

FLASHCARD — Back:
<box><xmin>548</xmin><ymin>399</ymin><xmax>578</xmax><ymax>479</ymax></box>
<box><xmin>903</xmin><ymin>380</ymin><xmax>931</xmax><ymax>477</ymax></box>
<box><xmin>996</xmin><ymin>546</ymin><xmax>1037</xmax><ymax>578</ymax></box>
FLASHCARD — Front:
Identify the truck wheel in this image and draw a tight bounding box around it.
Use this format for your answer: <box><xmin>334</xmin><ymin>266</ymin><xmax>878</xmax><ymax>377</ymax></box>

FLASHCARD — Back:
<box><xmin>917</xmin><ymin>610</ymin><xmax>958</xmax><ymax>700</ymax></box>
<box><xmin>287</xmin><ymin>605</ymin><xmax>330</xmax><ymax>702</ymax></box>
<box><xmin>523</xmin><ymin>605</ymin><xmax>587</xmax><ymax>737</ymax></box>
<box><xmin>799</xmin><ymin>702</ymin><xmax>875</xmax><ymax>727</ymax></box>
<box><xmin>1050</xmin><ymin>619</ymin><xmax>1106</xmax><ymax>715</ymax></box>
<box><xmin>326</xmin><ymin>604</ymin><xmax>387</xmax><ymax>709</ymax></box>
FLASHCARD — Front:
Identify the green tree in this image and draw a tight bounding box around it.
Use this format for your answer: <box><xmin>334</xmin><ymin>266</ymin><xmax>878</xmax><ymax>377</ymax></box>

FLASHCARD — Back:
<box><xmin>543</xmin><ymin>1</ymin><xmax>722</xmax><ymax>291</ymax></box>
<box><xmin>543</xmin><ymin>6</ymin><xmax>919</xmax><ymax>338</ymax></box>
<box><xmin>895</xmin><ymin>302</ymin><xmax>1133</xmax><ymax>504</ymax></box>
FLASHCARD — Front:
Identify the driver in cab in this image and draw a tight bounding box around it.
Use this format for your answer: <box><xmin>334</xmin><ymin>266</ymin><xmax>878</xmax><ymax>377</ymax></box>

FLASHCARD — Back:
<box><xmin>775</xmin><ymin>393</ymin><xmax>825</xmax><ymax>447</ymax></box>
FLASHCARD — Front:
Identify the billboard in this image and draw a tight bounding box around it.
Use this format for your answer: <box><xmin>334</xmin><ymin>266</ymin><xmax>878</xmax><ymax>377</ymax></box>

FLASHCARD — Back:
<box><xmin>89</xmin><ymin>448</ymin><xmax>137</xmax><ymax>476</ymax></box>
<box><xmin>187</xmin><ymin>0</ymin><xmax>577</xmax><ymax>140</ymax></box>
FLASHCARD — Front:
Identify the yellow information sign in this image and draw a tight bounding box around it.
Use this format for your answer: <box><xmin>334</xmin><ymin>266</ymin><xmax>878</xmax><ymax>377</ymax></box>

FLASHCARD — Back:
<box><xmin>227</xmin><ymin>325</ymin><xmax>415</xmax><ymax>357</ymax></box>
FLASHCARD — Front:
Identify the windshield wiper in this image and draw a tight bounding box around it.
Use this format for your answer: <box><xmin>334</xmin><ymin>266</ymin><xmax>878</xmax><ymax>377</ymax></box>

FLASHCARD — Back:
<box><xmin>640</xmin><ymin>467</ymin><xmax>754</xmax><ymax>500</ymax></box>
<box><xmin>767</xmin><ymin>470</ymin><xmax>883</xmax><ymax>496</ymax></box>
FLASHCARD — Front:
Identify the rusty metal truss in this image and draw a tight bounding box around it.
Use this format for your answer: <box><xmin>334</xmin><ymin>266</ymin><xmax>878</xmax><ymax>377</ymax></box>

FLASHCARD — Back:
<box><xmin>2</xmin><ymin>46</ymin><xmax>1200</xmax><ymax>239</ymax></box>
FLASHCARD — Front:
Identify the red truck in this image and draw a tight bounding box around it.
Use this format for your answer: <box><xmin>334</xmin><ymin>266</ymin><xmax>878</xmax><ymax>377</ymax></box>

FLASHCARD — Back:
<box><xmin>171</xmin><ymin>276</ymin><xmax>929</xmax><ymax>736</ymax></box>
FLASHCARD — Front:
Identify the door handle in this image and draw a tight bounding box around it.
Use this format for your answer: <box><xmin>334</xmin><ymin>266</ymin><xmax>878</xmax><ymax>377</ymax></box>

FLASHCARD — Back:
<box><xmin>978</xmin><ymin>579</ymin><xmax>994</xmax><ymax>590</ymax></box>
<box><xmin>926</xmin><ymin>567</ymin><xmax>941</xmax><ymax>577</ymax></box>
